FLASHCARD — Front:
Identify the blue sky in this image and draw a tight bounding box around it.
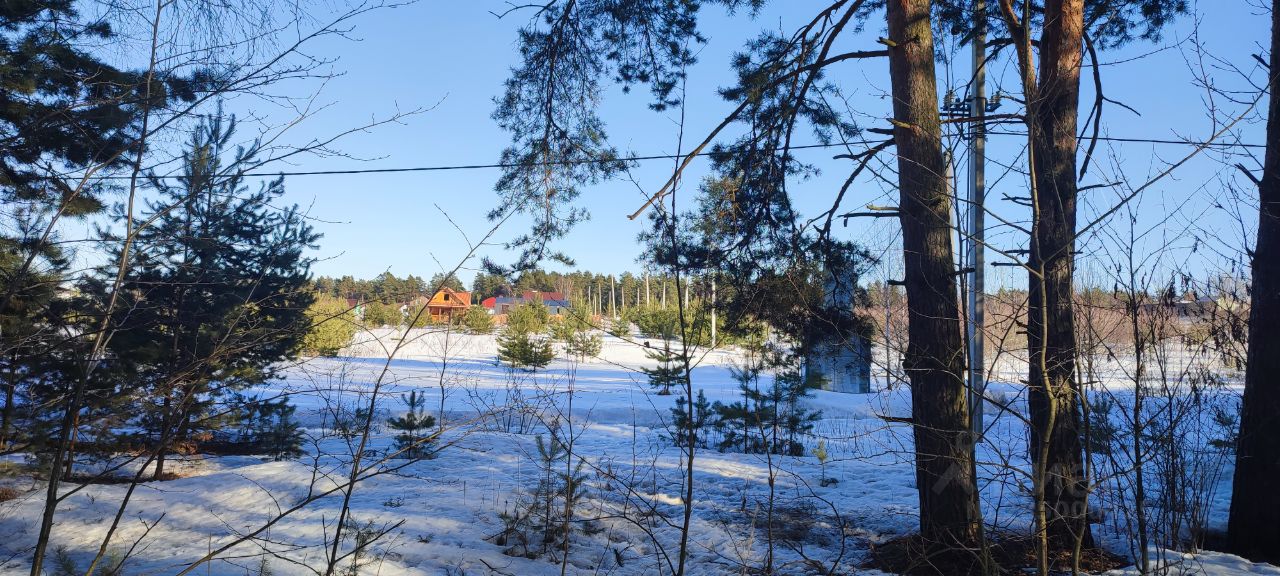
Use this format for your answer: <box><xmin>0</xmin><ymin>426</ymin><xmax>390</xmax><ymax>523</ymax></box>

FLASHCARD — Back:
<box><xmin>208</xmin><ymin>1</ymin><xmax>1271</xmax><ymax>288</ymax></box>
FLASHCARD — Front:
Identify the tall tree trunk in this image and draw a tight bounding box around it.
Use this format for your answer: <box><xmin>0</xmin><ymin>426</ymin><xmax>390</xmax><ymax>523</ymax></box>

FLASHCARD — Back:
<box><xmin>64</xmin><ymin>413</ymin><xmax>79</xmax><ymax>480</ymax></box>
<box><xmin>1012</xmin><ymin>0</ymin><xmax>1094</xmax><ymax>550</ymax></box>
<box><xmin>1227</xmin><ymin>0</ymin><xmax>1280</xmax><ymax>563</ymax></box>
<box><xmin>885</xmin><ymin>0</ymin><xmax>981</xmax><ymax>548</ymax></box>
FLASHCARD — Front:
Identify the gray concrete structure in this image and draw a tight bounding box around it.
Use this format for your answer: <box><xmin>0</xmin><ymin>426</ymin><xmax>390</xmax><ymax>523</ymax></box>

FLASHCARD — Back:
<box><xmin>804</xmin><ymin>269</ymin><xmax>873</xmax><ymax>394</ymax></box>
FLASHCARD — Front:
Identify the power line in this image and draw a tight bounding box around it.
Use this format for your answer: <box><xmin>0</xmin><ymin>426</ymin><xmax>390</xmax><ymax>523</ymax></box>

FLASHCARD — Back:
<box><xmin>116</xmin><ymin>140</ymin><xmax>886</xmax><ymax>180</ymax></box>
<box><xmin>989</xmin><ymin>131</ymin><xmax>1267</xmax><ymax>149</ymax></box>
<box><xmin>109</xmin><ymin>132</ymin><xmax>1264</xmax><ymax>180</ymax></box>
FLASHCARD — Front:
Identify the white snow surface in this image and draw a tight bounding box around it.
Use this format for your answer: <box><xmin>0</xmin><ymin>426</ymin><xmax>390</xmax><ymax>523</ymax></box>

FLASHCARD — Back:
<box><xmin>0</xmin><ymin>328</ymin><xmax>1271</xmax><ymax>575</ymax></box>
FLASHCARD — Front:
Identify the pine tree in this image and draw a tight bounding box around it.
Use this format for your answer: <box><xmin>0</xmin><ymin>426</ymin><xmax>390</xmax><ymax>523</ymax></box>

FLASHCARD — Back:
<box><xmin>101</xmin><ymin>110</ymin><xmax>318</xmax><ymax>478</ymax></box>
<box><xmin>713</xmin><ymin>365</ymin><xmax>821</xmax><ymax>456</ymax></box>
<box><xmin>250</xmin><ymin>398</ymin><xmax>304</xmax><ymax>461</ymax></box>
<box><xmin>464</xmin><ymin>306</ymin><xmax>495</xmax><ymax>334</ymax></box>
<box><xmin>641</xmin><ymin>342</ymin><xmax>687</xmax><ymax>396</ymax></box>
<box><xmin>563</xmin><ymin>332</ymin><xmax>602</xmax><ymax>360</ymax></box>
<box><xmin>528</xmin><ymin>431</ymin><xmax>589</xmax><ymax>553</ymax></box>
<box><xmin>386</xmin><ymin>390</ymin><xmax>436</xmax><ymax>460</ymax></box>
<box><xmin>814</xmin><ymin>439</ymin><xmax>835</xmax><ymax>487</ymax></box>
<box><xmin>303</xmin><ymin>295</ymin><xmax>358</xmax><ymax>356</ymax></box>
<box><xmin>361</xmin><ymin>300</ymin><xmax>400</xmax><ymax>328</ymax></box>
<box><xmin>498</xmin><ymin>331</ymin><xmax>555</xmax><ymax>371</ymax></box>
<box><xmin>550</xmin><ymin>312</ymin><xmax>601</xmax><ymax>359</ymax></box>
<box><xmin>0</xmin><ymin>1</ymin><xmax>199</xmax><ymax>213</ymax></box>
<box><xmin>670</xmin><ymin>389</ymin><xmax>713</xmax><ymax>448</ymax></box>
<box><xmin>507</xmin><ymin>302</ymin><xmax>549</xmax><ymax>335</ymax></box>
<box><xmin>1</xmin><ymin>3</ymin><xmax>202</xmax><ymax>470</ymax></box>
<box><xmin>0</xmin><ymin>210</ymin><xmax>70</xmax><ymax>448</ymax></box>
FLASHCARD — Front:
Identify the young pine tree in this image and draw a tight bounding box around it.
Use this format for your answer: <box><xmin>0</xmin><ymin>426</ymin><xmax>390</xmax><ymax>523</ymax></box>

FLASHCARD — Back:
<box><xmin>464</xmin><ymin>306</ymin><xmax>495</xmax><ymax>334</ymax></box>
<box><xmin>670</xmin><ymin>389</ymin><xmax>713</xmax><ymax>448</ymax></box>
<box><xmin>713</xmin><ymin>365</ymin><xmax>821</xmax><ymax>456</ymax></box>
<box><xmin>303</xmin><ymin>295</ymin><xmax>358</xmax><ymax>357</ymax></box>
<box><xmin>251</xmin><ymin>397</ymin><xmax>304</xmax><ymax>461</ymax></box>
<box><xmin>386</xmin><ymin>390</ymin><xmax>436</xmax><ymax>460</ymax></box>
<box><xmin>100</xmin><ymin>111</ymin><xmax>318</xmax><ymax>478</ymax></box>
<box><xmin>498</xmin><ymin>331</ymin><xmax>555</xmax><ymax>371</ymax></box>
<box><xmin>530</xmin><ymin>431</ymin><xmax>590</xmax><ymax>553</ymax></box>
<box><xmin>641</xmin><ymin>342</ymin><xmax>687</xmax><ymax>396</ymax></box>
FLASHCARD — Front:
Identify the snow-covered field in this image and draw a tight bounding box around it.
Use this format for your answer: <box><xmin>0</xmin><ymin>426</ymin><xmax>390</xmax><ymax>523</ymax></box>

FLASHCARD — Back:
<box><xmin>0</xmin><ymin>328</ymin><xmax>1275</xmax><ymax>575</ymax></box>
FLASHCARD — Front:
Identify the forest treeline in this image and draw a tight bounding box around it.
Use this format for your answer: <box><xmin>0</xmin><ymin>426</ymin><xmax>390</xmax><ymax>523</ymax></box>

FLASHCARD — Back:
<box><xmin>313</xmin><ymin>269</ymin><xmax>693</xmax><ymax>310</ymax></box>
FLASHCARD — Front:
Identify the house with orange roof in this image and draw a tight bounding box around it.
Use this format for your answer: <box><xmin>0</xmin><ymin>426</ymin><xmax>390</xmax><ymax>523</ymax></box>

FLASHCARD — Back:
<box><xmin>425</xmin><ymin>288</ymin><xmax>471</xmax><ymax>322</ymax></box>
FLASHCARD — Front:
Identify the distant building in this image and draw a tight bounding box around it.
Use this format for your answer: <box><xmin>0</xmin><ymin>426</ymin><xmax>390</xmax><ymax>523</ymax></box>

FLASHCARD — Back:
<box><xmin>425</xmin><ymin>288</ymin><xmax>471</xmax><ymax>323</ymax></box>
<box><xmin>481</xmin><ymin>291</ymin><xmax>571</xmax><ymax>316</ymax></box>
<box><xmin>345</xmin><ymin>298</ymin><xmax>364</xmax><ymax>320</ymax></box>
<box><xmin>804</xmin><ymin>269</ymin><xmax>872</xmax><ymax>394</ymax></box>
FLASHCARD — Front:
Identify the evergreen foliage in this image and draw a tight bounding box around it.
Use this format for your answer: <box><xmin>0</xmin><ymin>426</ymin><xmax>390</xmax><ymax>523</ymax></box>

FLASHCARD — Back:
<box><xmin>497</xmin><ymin>331</ymin><xmax>555</xmax><ymax>371</ymax></box>
<box><xmin>506</xmin><ymin>302</ymin><xmax>549</xmax><ymax>335</ymax></box>
<box><xmin>98</xmin><ymin>111</ymin><xmax>317</xmax><ymax>477</ymax></box>
<box><xmin>494</xmin><ymin>427</ymin><xmax>593</xmax><ymax>559</ymax></box>
<box><xmin>331</xmin><ymin>401</ymin><xmax>371</xmax><ymax>441</ymax></box>
<box><xmin>670</xmin><ymin>389</ymin><xmax>714</xmax><ymax>449</ymax></box>
<box><xmin>429</xmin><ymin>272</ymin><xmax>465</xmax><ymax>292</ymax></box>
<box><xmin>0</xmin><ymin>1</ymin><xmax>200</xmax><ymax>211</ymax></box>
<box><xmin>303</xmin><ymin>295</ymin><xmax>358</xmax><ymax>356</ymax></box>
<box><xmin>361</xmin><ymin>300</ymin><xmax>400</xmax><ymax>328</ymax></box>
<box><xmin>314</xmin><ymin>272</ymin><xmax>426</xmax><ymax>304</ymax></box>
<box><xmin>0</xmin><ymin>0</ymin><xmax>194</xmax><ymax>458</ymax></box>
<box><xmin>629</xmin><ymin>305</ymin><xmax>680</xmax><ymax>339</ymax></box>
<box><xmin>386</xmin><ymin>390</ymin><xmax>436</xmax><ymax>460</ymax></box>
<box><xmin>550</xmin><ymin>313</ymin><xmax>600</xmax><ymax>359</ymax></box>
<box><xmin>0</xmin><ymin>217</ymin><xmax>74</xmax><ymax>449</ymax></box>
<box><xmin>641</xmin><ymin>342</ymin><xmax>687</xmax><ymax>396</ymax></box>
<box><xmin>234</xmin><ymin>395</ymin><xmax>304</xmax><ymax>460</ymax></box>
<box><xmin>464</xmin><ymin>306</ymin><xmax>495</xmax><ymax>334</ymax></box>
<box><xmin>814</xmin><ymin>439</ymin><xmax>835</xmax><ymax>486</ymax></box>
<box><xmin>407</xmin><ymin>302</ymin><xmax>438</xmax><ymax>328</ymax></box>
<box><xmin>1086</xmin><ymin>396</ymin><xmax>1119</xmax><ymax>456</ymax></box>
<box><xmin>712</xmin><ymin>364</ymin><xmax>822</xmax><ymax>456</ymax></box>
<box><xmin>471</xmin><ymin>271</ymin><xmax>512</xmax><ymax>300</ymax></box>
<box><xmin>563</xmin><ymin>332</ymin><xmax>603</xmax><ymax>360</ymax></box>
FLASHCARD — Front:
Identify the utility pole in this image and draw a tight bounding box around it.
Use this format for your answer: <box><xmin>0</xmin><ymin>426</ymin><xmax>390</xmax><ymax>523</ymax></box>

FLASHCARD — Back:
<box><xmin>967</xmin><ymin>0</ymin><xmax>988</xmax><ymax>437</ymax></box>
<box><xmin>710</xmin><ymin>276</ymin><xmax>717</xmax><ymax>348</ymax></box>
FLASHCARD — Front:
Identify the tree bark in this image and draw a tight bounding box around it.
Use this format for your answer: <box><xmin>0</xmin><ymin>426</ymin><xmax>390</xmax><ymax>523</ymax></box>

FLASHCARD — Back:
<box><xmin>1019</xmin><ymin>0</ymin><xmax>1094</xmax><ymax>550</ymax></box>
<box><xmin>885</xmin><ymin>0</ymin><xmax>981</xmax><ymax>548</ymax></box>
<box><xmin>1227</xmin><ymin>0</ymin><xmax>1280</xmax><ymax>563</ymax></box>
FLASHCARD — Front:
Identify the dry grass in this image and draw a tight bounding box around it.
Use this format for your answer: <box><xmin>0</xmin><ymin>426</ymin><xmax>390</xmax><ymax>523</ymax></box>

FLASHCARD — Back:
<box><xmin>867</xmin><ymin>532</ymin><xmax>1129</xmax><ymax>576</ymax></box>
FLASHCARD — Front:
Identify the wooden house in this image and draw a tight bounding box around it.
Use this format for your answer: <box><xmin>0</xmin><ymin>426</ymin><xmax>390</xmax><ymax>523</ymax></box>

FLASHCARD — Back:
<box><xmin>426</xmin><ymin>288</ymin><xmax>471</xmax><ymax>322</ymax></box>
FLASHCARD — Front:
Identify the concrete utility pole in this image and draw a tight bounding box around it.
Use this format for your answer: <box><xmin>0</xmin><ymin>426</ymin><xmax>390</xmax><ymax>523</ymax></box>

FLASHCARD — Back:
<box><xmin>645</xmin><ymin>274</ymin><xmax>651</xmax><ymax>306</ymax></box>
<box><xmin>967</xmin><ymin>0</ymin><xmax>988</xmax><ymax>437</ymax></box>
<box><xmin>610</xmin><ymin>275</ymin><xmax>616</xmax><ymax>318</ymax></box>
